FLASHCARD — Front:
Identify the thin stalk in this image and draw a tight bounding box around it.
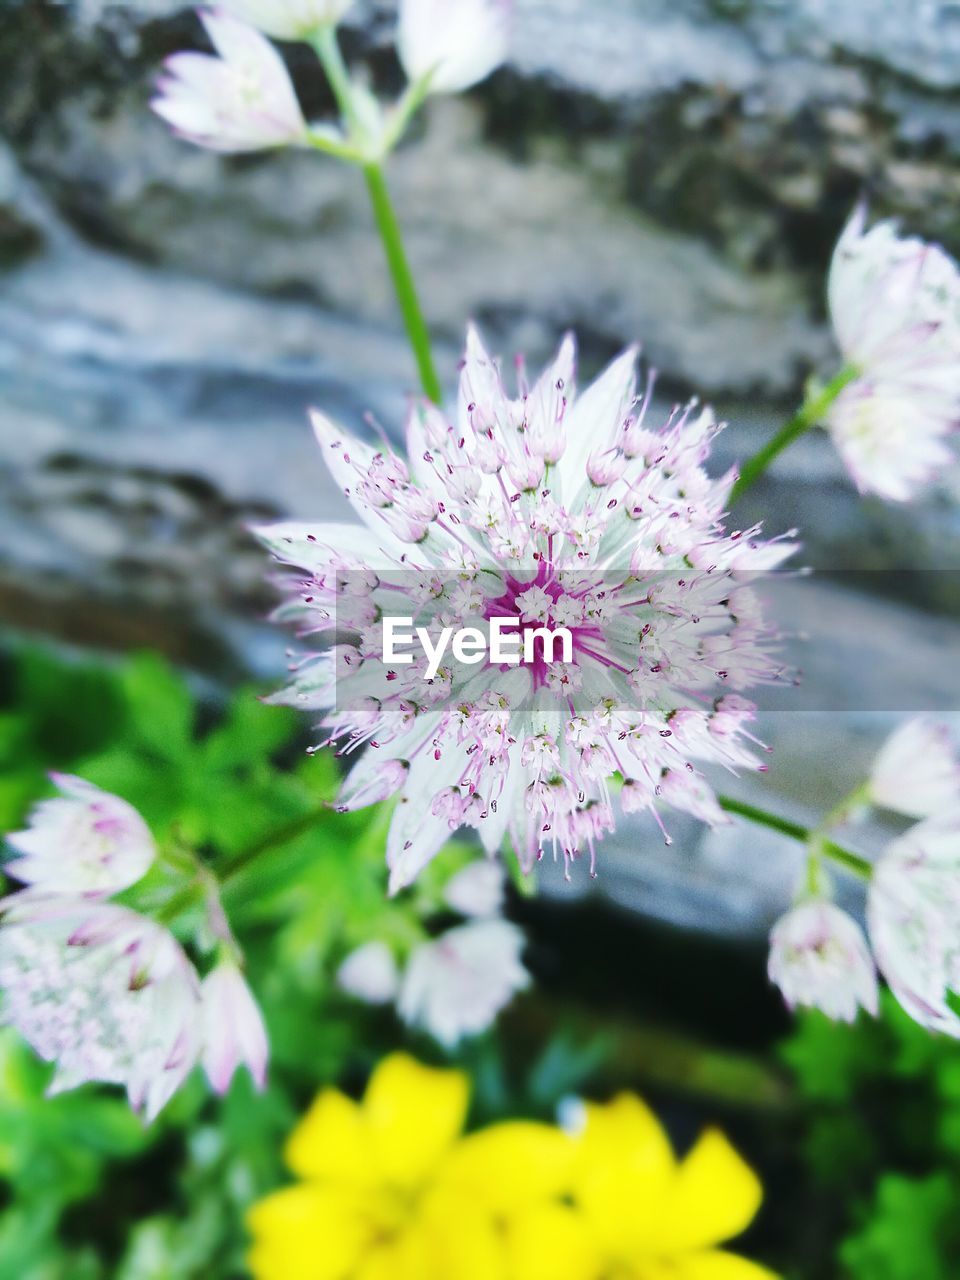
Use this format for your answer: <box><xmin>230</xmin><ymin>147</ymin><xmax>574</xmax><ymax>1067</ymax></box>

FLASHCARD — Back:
<box><xmin>363</xmin><ymin>162</ymin><xmax>443</xmax><ymax>403</ymax></box>
<box><xmin>730</xmin><ymin>364</ymin><xmax>859</xmax><ymax>502</ymax></box>
<box><xmin>220</xmin><ymin>805</ymin><xmax>331</xmax><ymax>887</ymax></box>
<box><xmin>154</xmin><ymin>879</ymin><xmax>205</xmax><ymax>927</ymax></box>
<box><xmin>310</xmin><ymin>25</ymin><xmax>442</xmax><ymax>403</ymax></box>
<box><xmin>718</xmin><ymin>795</ymin><xmax>872</xmax><ymax>880</ymax></box>
<box><xmin>311</xmin><ymin>25</ymin><xmax>362</xmax><ymax>134</ymax></box>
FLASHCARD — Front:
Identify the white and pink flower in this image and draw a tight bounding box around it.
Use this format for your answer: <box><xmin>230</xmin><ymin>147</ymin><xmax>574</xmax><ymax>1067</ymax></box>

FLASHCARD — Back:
<box><xmin>769</xmin><ymin>899</ymin><xmax>878</xmax><ymax>1022</ymax></box>
<box><xmin>869</xmin><ymin>717</ymin><xmax>960</xmax><ymax>820</ymax></box>
<box><xmin>824</xmin><ymin>206</ymin><xmax>960</xmax><ymax>500</ymax></box>
<box><xmin>200</xmin><ymin>962</ymin><xmax>269</xmax><ymax>1093</ymax></box>
<box><xmin>0</xmin><ymin>900</ymin><xmax>201</xmax><ymax>1119</ymax></box>
<box><xmin>222</xmin><ymin>0</ymin><xmax>352</xmax><ymax>39</ymax></box>
<box><xmin>397</xmin><ymin>917</ymin><xmax>529</xmax><ymax>1046</ymax></box>
<box><xmin>443</xmin><ymin>859</ymin><xmax>505</xmax><ymax>917</ymax></box>
<box><xmin>398</xmin><ymin>0</ymin><xmax>511</xmax><ymax>94</ymax></box>
<box><xmin>336</xmin><ymin>940</ymin><xmax>401</xmax><ymax>1004</ymax></box>
<box><xmin>152</xmin><ymin>9</ymin><xmax>307</xmax><ymax>153</ymax></box>
<box><xmin>868</xmin><ymin>812</ymin><xmax>960</xmax><ymax>1036</ymax></box>
<box><xmin>257</xmin><ymin>326</ymin><xmax>792</xmax><ymax>891</ymax></box>
<box><xmin>4</xmin><ymin>773</ymin><xmax>155</xmax><ymax>897</ymax></box>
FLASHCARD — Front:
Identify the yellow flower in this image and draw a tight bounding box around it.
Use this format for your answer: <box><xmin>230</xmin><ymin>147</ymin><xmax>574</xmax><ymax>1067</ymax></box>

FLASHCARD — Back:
<box><xmin>248</xmin><ymin>1055</ymin><xmax>778</xmax><ymax>1280</ymax></box>
<box><xmin>247</xmin><ymin>1053</ymin><xmax>572</xmax><ymax>1280</ymax></box>
<box><xmin>505</xmin><ymin>1093</ymin><xmax>779</xmax><ymax>1280</ymax></box>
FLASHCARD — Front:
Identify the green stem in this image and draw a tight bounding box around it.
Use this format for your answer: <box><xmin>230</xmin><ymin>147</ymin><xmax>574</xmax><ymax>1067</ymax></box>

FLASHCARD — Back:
<box><xmin>311</xmin><ymin>25</ymin><xmax>362</xmax><ymax>135</ymax></box>
<box><xmin>309</xmin><ymin>26</ymin><xmax>441</xmax><ymax>402</ymax></box>
<box><xmin>363</xmin><ymin>162</ymin><xmax>443</xmax><ymax>403</ymax></box>
<box><xmin>717</xmin><ymin>795</ymin><xmax>872</xmax><ymax>880</ymax></box>
<box><xmin>219</xmin><ymin>805</ymin><xmax>331</xmax><ymax>887</ymax></box>
<box><xmin>154</xmin><ymin>879</ymin><xmax>205</xmax><ymax>927</ymax></box>
<box><xmin>729</xmin><ymin>364</ymin><xmax>859</xmax><ymax>502</ymax></box>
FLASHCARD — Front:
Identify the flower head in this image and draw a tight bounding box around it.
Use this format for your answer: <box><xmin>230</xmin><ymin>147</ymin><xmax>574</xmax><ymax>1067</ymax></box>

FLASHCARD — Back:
<box><xmin>824</xmin><ymin>206</ymin><xmax>960</xmax><ymax>500</ymax></box>
<box><xmin>397</xmin><ymin>917</ymin><xmax>529</xmax><ymax>1045</ymax></box>
<box><xmin>768</xmin><ymin>899</ymin><xmax>878</xmax><ymax>1022</ymax></box>
<box><xmin>4</xmin><ymin>773</ymin><xmax>155</xmax><ymax>897</ymax></box>
<box><xmin>398</xmin><ymin>0</ymin><xmax>511</xmax><ymax>94</ymax></box>
<box><xmin>0</xmin><ymin>900</ymin><xmax>201</xmax><ymax>1119</ymax></box>
<box><xmin>248</xmin><ymin>1053</ymin><xmax>571</xmax><ymax>1280</ymax></box>
<box><xmin>257</xmin><ymin>326</ymin><xmax>791</xmax><ymax>890</ymax></box>
<box><xmin>222</xmin><ymin>0</ymin><xmax>351</xmax><ymax>39</ymax></box>
<box><xmin>249</xmin><ymin>1055</ymin><xmax>776</xmax><ymax>1280</ymax></box>
<box><xmin>336</xmin><ymin>939</ymin><xmax>400</xmax><ymax>1004</ymax></box>
<box><xmin>152</xmin><ymin>9</ymin><xmax>307</xmax><ymax>153</ymax></box>
<box><xmin>530</xmin><ymin>1093</ymin><xmax>775</xmax><ymax>1280</ymax></box>
<box><xmin>201</xmin><ymin>961</ymin><xmax>269</xmax><ymax>1093</ymax></box>
<box><xmin>869</xmin><ymin>716</ymin><xmax>960</xmax><ymax>820</ymax></box>
<box><xmin>443</xmin><ymin>858</ymin><xmax>505</xmax><ymax>917</ymax></box>
<box><xmin>868</xmin><ymin>812</ymin><xmax>960</xmax><ymax>1036</ymax></box>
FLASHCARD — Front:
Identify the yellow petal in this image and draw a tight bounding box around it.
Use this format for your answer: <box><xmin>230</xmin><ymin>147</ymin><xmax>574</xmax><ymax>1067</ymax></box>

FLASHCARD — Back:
<box><xmin>284</xmin><ymin>1088</ymin><xmax>371</xmax><ymax>1184</ymax></box>
<box><xmin>676</xmin><ymin>1248</ymin><xmax>781</xmax><ymax>1280</ymax></box>
<box><xmin>364</xmin><ymin>1053</ymin><xmax>470</xmax><ymax>1190</ymax></box>
<box><xmin>573</xmin><ymin>1094</ymin><xmax>676</xmax><ymax>1254</ymax></box>
<box><xmin>577</xmin><ymin>1094</ymin><xmax>676</xmax><ymax>1182</ymax></box>
<box><xmin>246</xmin><ymin>1184</ymin><xmax>370</xmax><ymax>1280</ymax></box>
<box><xmin>656</xmin><ymin>1129</ymin><xmax>763</xmax><ymax>1252</ymax></box>
<box><xmin>355</xmin><ymin>1241</ymin><xmax>413</xmax><ymax>1280</ymax></box>
<box><xmin>439</xmin><ymin>1121</ymin><xmax>576</xmax><ymax>1212</ymax></box>
<box><xmin>504</xmin><ymin>1203</ymin><xmax>602</xmax><ymax>1280</ymax></box>
<box><xmin>415</xmin><ymin>1187</ymin><xmax>509</xmax><ymax>1280</ymax></box>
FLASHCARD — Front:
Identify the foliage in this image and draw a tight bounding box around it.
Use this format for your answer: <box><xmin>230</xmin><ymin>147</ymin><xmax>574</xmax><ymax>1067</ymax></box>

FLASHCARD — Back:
<box><xmin>782</xmin><ymin>993</ymin><xmax>960</xmax><ymax>1279</ymax></box>
<box><xmin>0</xmin><ymin>642</ymin><xmax>610</xmax><ymax>1278</ymax></box>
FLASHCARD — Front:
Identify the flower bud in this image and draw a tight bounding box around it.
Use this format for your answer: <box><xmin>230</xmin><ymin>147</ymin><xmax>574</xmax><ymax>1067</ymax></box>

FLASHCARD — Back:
<box><xmin>398</xmin><ymin>0</ymin><xmax>511</xmax><ymax>95</ymax></box>
<box><xmin>201</xmin><ymin>963</ymin><xmax>269</xmax><ymax>1093</ymax></box>
<box><xmin>397</xmin><ymin>919</ymin><xmax>528</xmax><ymax>1046</ymax></box>
<box><xmin>4</xmin><ymin>774</ymin><xmax>155</xmax><ymax>898</ymax></box>
<box><xmin>443</xmin><ymin>859</ymin><xmax>505</xmax><ymax>917</ymax></box>
<box><xmin>824</xmin><ymin>206</ymin><xmax>960</xmax><ymax>500</ymax></box>
<box><xmin>336</xmin><ymin>940</ymin><xmax>400</xmax><ymax>1004</ymax></box>
<box><xmin>152</xmin><ymin>9</ymin><xmax>307</xmax><ymax>153</ymax></box>
<box><xmin>769</xmin><ymin>899</ymin><xmax>878</xmax><ymax>1022</ymax></box>
<box><xmin>868</xmin><ymin>814</ymin><xmax>960</xmax><ymax>1035</ymax></box>
<box><xmin>222</xmin><ymin>0</ymin><xmax>352</xmax><ymax>39</ymax></box>
<box><xmin>869</xmin><ymin>717</ymin><xmax>960</xmax><ymax>820</ymax></box>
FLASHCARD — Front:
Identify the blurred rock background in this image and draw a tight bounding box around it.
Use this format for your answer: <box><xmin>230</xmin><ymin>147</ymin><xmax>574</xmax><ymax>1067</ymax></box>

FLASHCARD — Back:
<box><xmin>2</xmin><ymin>0</ymin><xmax>959</xmax><ymax>934</ymax></box>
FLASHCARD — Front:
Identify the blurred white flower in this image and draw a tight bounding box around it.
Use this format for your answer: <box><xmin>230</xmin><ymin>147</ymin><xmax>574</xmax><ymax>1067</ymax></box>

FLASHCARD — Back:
<box><xmin>4</xmin><ymin>773</ymin><xmax>155</xmax><ymax>897</ymax></box>
<box><xmin>443</xmin><ymin>859</ymin><xmax>505</xmax><ymax>917</ymax></box>
<box><xmin>201</xmin><ymin>962</ymin><xmax>268</xmax><ymax>1093</ymax></box>
<box><xmin>868</xmin><ymin>813</ymin><xmax>960</xmax><ymax>1036</ymax></box>
<box><xmin>869</xmin><ymin>717</ymin><xmax>960</xmax><ymax>820</ymax></box>
<box><xmin>222</xmin><ymin>0</ymin><xmax>352</xmax><ymax>39</ymax></box>
<box><xmin>152</xmin><ymin>9</ymin><xmax>307</xmax><ymax>153</ymax></box>
<box><xmin>397</xmin><ymin>918</ymin><xmax>529</xmax><ymax>1045</ymax></box>
<box><xmin>824</xmin><ymin>205</ymin><xmax>960</xmax><ymax>500</ymax></box>
<box><xmin>336</xmin><ymin>940</ymin><xmax>400</xmax><ymax>1004</ymax></box>
<box><xmin>0</xmin><ymin>900</ymin><xmax>201</xmax><ymax>1119</ymax></box>
<box><xmin>398</xmin><ymin>0</ymin><xmax>511</xmax><ymax>94</ymax></box>
<box><xmin>768</xmin><ymin>899</ymin><xmax>878</xmax><ymax>1022</ymax></box>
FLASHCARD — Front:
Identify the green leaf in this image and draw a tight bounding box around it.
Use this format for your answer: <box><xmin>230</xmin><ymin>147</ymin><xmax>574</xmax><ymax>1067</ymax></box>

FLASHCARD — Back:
<box><xmin>780</xmin><ymin>1009</ymin><xmax>888</xmax><ymax>1103</ymax></box>
<box><xmin>201</xmin><ymin>689</ymin><xmax>298</xmax><ymax>772</ymax></box>
<box><xmin>119</xmin><ymin>653</ymin><xmax>194</xmax><ymax>760</ymax></box>
<box><xmin>840</xmin><ymin>1173</ymin><xmax>960</xmax><ymax>1280</ymax></box>
<box><xmin>15</xmin><ymin>647</ymin><xmax>125</xmax><ymax>764</ymax></box>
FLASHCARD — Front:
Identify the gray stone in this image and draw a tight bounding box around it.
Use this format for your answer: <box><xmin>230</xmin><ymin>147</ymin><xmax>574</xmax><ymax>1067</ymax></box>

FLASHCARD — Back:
<box><xmin>3</xmin><ymin>0</ymin><xmax>960</xmax><ymax>938</ymax></box>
